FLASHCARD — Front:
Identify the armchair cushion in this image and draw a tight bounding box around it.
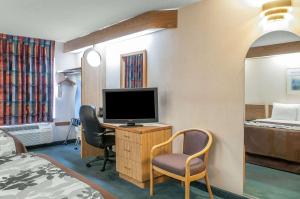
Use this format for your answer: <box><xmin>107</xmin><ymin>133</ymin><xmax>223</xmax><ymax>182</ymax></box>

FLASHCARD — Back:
<box><xmin>152</xmin><ymin>153</ymin><xmax>205</xmax><ymax>176</ymax></box>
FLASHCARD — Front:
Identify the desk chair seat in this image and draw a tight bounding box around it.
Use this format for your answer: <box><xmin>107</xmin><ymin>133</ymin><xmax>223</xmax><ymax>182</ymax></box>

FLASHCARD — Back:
<box><xmin>152</xmin><ymin>153</ymin><xmax>205</xmax><ymax>176</ymax></box>
<box><xmin>91</xmin><ymin>134</ymin><xmax>115</xmax><ymax>148</ymax></box>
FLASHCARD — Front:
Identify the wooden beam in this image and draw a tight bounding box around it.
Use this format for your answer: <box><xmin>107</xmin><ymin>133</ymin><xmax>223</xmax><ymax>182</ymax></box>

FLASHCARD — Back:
<box><xmin>246</xmin><ymin>41</ymin><xmax>300</xmax><ymax>58</ymax></box>
<box><xmin>64</xmin><ymin>10</ymin><xmax>178</xmax><ymax>53</ymax></box>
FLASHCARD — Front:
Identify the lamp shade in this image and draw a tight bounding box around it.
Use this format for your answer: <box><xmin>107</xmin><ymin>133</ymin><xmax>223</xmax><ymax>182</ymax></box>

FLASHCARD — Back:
<box><xmin>261</xmin><ymin>0</ymin><xmax>292</xmax><ymax>22</ymax></box>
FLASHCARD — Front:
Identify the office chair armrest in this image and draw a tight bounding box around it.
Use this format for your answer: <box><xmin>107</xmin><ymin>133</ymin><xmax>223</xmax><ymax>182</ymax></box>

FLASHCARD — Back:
<box><xmin>105</xmin><ymin>130</ymin><xmax>115</xmax><ymax>133</ymax></box>
<box><xmin>102</xmin><ymin>128</ymin><xmax>115</xmax><ymax>134</ymax></box>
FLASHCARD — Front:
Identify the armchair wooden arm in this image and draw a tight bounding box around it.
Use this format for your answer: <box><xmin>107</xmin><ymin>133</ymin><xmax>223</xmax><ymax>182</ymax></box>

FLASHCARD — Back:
<box><xmin>185</xmin><ymin>129</ymin><xmax>213</xmax><ymax>176</ymax></box>
<box><xmin>150</xmin><ymin>130</ymin><xmax>186</xmax><ymax>160</ymax></box>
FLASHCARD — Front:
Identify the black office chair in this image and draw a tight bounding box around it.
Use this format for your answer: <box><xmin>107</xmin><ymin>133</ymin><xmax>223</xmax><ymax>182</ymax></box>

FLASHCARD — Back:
<box><xmin>79</xmin><ymin>105</ymin><xmax>115</xmax><ymax>171</ymax></box>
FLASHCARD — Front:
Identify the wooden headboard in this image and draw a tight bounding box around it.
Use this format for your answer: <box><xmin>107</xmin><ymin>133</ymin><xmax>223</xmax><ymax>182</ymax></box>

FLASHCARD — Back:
<box><xmin>245</xmin><ymin>104</ymin><xmax>273</xmax><ymax>121</ymax></box>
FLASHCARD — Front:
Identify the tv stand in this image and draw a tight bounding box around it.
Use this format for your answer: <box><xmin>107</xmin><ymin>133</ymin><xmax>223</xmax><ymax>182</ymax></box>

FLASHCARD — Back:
<box><xmin>119</xmin><ymin>123</ymin><xmax>144</xmax><ymax>127</ymax></box>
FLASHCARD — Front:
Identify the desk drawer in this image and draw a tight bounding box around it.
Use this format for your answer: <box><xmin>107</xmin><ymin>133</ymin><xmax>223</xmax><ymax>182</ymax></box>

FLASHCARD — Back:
<box><xmin>116</xmin><ymin>130</ymin><xmax>141</xmax><ymax>144</ymax></box>
<box><xmin>116</xmin><ymin>157</ymin><xmax>142</xmax><ymax>181</ymax></box>
<box><xmin>116</xmin><ymin>138</ymin><xmax>141</xmax><ymax>162</ymax></box>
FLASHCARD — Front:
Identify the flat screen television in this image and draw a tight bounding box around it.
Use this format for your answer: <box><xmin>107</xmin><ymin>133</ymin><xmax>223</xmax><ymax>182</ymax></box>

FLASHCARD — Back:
<box><xmin>103</xmin><ymin>88</ymin><xmax>158</xmax><ymax>126</ymax></box>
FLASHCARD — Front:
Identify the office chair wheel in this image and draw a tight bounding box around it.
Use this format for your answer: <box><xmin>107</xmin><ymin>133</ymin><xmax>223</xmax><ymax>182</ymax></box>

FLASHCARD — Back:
<box><xmin>86</xmin><ymin>163</ymin><xmax>91</xmax><ymax>167</ymax></box>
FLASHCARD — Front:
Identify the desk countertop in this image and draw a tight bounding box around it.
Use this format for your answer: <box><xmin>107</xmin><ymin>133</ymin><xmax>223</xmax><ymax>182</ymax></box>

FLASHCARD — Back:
<box><xmin>98</xmin><ymin>118</ymin><xmax>172</xmax><ymax>134</ymax></box>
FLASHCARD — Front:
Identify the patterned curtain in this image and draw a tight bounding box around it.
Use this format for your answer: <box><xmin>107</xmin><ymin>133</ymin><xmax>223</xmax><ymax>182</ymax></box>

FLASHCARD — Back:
<box><xmin>0</xmin><ymin>34</ymin><xmax>55</xmax><ymax>125</ymax></box>
<box><xmin>124</xmin><ymin>53</ymin><xmax>144</xmax><ymax>88</ymax></box>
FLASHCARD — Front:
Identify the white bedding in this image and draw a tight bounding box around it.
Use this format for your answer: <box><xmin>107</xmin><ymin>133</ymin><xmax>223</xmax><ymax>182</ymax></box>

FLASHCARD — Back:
<box><xmin>255</xmin><ymin>118</ymin><xmax>300</xmax><ymax>126</ymax></box>
<box><xmin>245</xmin><ymin>118</ymin><xmax>300</xmax><ymax>130</ymax></box>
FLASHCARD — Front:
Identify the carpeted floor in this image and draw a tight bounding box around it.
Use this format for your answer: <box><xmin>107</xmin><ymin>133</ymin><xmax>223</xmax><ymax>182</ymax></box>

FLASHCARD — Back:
<box><xmin>244</xmin><ymin>163</ymin><xmax>300</xmax><ymax>199</ymax></box>
<box><xmin>29</xmin><ymin>144</ymin><xmax>300</xmax><ymax>199</ymax></box>
<box><xmin>29</xmin><ymin>144</ymin><xmax>221</xmax><ymax>199</ymax></box>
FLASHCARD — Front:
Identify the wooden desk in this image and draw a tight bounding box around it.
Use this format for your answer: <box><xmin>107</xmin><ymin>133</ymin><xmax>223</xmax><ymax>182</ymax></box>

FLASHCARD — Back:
<box><xmin>81</xmin><ymin>122</ymin><xmax>172</xmax><ymax>188</ymax></box>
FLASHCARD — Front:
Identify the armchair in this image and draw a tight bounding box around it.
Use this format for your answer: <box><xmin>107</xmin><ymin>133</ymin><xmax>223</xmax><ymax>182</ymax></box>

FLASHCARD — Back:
<box><xmin>150</xmin><ymin>129</ymin><xmax>213</xmax><ymax>199</ymax></box>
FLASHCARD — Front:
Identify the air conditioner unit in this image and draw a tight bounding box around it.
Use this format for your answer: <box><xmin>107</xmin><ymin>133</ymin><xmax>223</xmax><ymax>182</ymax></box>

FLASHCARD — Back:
<box><xmin>1</xmin><ymin>123</ymin><xmax>53</xmax><ymax>146</ymax></box>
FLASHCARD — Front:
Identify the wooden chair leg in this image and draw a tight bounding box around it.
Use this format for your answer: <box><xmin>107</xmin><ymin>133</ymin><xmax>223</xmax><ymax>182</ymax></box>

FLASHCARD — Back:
<box><xmin>150</xmin><ymin>165</ymin><xmax>154</xmax><ymax>196</ymax></box>
<box><xmin>184</xmin><ymin>179</ymin><xmax>190</xmax><ymax>199</ymax></box>
<box><xmin>205</xmin><ymin>174</ymin><xmax>214</xmax><ymax>199</ymax></box>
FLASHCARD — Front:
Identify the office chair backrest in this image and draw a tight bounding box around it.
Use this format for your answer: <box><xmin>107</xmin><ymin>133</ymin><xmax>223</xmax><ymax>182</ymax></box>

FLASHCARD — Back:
<box><xmin>79</xmin><ymin>105</ymin><xmax>106</xmax><ymax>147</ymax></box>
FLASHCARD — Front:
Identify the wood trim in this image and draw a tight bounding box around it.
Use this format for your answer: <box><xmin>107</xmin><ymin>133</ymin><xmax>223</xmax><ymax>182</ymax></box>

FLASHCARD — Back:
<box><xmin>64</xmin><ymin>10</ymin><xmax>178</xmax><ymax>53</ymax></box>
<box><xmin>143</xmin><ymin>51</ymin><xmax>147</xmax><ymax>88</ymax></box>
<box><xmin>102</xmin><ymin>123</ymin><xmax>171</xmax><ymax>134</ymax></box>
<box><xmin>246</xmin><ymin>41</ymin><xmax>300</xmax><ymax>58</ymax></box>
<box><xmin>120</xmin><ymin>50</ymin><xmax>147</xmax><ymax>88</ymax></box>
<box><xmin>121</xmin><ymin>50</ymin><xmax>146</xmax><ymax>57</ymax></box>
<box><xmin>245</xmin><ymin>104</ymin><xmax>273</xmax><ymax>120</ymax></box>
<box><xmin>55</xmin><ymin>121</ymin><xmax>70</xmax><ymax>126</ymax></box>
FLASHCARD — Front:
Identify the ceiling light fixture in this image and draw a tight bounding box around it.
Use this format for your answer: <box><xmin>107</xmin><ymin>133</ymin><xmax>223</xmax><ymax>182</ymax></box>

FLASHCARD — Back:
<box><xmin>261</xmin><ymin>0</ymin><xmax>292</xmax><ymax>22</ymax></box>
<box><xmin>83</xmin><ymin>46</ymin><xmax>101</xmax><ymax>67</ymax></box>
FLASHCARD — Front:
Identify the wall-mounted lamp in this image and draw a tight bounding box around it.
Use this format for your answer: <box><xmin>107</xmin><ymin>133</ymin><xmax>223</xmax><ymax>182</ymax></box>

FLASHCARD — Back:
<box><xmin>83</xmin><ymin>46</ymin><xmax>101</xmax><ymax>67</ymax></box>
<box><xmin>262</xmin><ymin>0</ymin><xmax>292</xmax><ymax>22</ymax></box>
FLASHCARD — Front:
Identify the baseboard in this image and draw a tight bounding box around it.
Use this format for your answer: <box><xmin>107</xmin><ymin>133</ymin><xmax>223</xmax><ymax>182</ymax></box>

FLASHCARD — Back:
<box><xmin>191</xmin><ymin>181</ymin><xmax>249</xmax><ymax>199</ymax></box>
<box><xmin>26</xmin><ymin>139</ymin><xmax>77</xmax><ymax>150</ymax></box>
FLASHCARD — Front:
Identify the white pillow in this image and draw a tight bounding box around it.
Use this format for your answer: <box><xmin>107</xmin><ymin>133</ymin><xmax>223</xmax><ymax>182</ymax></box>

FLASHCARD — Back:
<box><xmin>271</xmin><ymin>103</ymin><xmax>298</xmax><ymax>121</ymax></box>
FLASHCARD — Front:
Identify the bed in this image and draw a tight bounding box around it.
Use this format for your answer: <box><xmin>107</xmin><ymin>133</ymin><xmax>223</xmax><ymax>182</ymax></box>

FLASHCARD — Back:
<box><xmin>0</xmin><ymin>129</ymin><xmax>115</xmax><ymax>199</ymax></box>
<box><xmin>244</xmin><ymin>103</ymin><xmax>300</xmax><ymax>173</ymax></box>
<box><xmin>0</xmin><ymin>129</ymin><xmax>27</xmax><ymax>156</ymax></box>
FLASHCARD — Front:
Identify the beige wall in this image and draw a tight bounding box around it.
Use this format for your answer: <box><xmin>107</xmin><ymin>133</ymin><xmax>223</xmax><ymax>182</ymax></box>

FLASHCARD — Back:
<box><xmin>87</xmin><ymin>0</ymin><xmax>300</xmax><ymax>195</ymax></box>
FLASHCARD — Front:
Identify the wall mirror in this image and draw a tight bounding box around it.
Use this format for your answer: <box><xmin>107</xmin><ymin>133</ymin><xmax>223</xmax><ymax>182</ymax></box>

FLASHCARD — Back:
<box><xmin>244</xmin><ymin>30</ymin><xmax>300</xmax><ymax>198</ymax></box>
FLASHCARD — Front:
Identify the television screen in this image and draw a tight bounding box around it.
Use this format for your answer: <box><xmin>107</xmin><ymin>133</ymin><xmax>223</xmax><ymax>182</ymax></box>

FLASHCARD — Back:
<box><xmin>103</xmin><ymin>88</ymin><xmax>158</xmax><ymax>125</ymax></box>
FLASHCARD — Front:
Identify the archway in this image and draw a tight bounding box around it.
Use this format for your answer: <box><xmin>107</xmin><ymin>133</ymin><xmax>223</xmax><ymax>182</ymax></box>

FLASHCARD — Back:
<box><xmin>244</xmin><ymin>30</ymin><xmax>300</xmax><ymax>198</ymax></box>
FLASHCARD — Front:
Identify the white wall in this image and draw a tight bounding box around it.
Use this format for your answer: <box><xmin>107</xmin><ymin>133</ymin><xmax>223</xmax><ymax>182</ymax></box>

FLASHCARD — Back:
<box><xmin>90</xmin><ymin>0</ymin><xmax>300</xmax><ymax>195</ymax></box>
<box><xmin>53</xmin><ymin>42</ymin><xmax>81</xmax><ymax>141</ymax></box>
<box><xmin>245</xmin><ymin>53</ymin><xmax>300</xmax><ymax>105</ymax></box>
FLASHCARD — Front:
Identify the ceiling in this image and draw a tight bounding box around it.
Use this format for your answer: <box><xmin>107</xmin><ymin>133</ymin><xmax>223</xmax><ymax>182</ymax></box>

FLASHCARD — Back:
<box><xmin>0</xmin><ymin>0</ymin><xmax>199</xmax><ymax>42</ymax></box>
<box><xmin>252</xmin><ymin>31</ymin><xmax>300</xmax><ymax>47</ymax></box>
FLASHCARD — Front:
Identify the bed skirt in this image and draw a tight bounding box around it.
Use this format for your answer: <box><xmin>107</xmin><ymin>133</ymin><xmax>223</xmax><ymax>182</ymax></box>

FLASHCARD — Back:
<box><xmin>245</xmin><ymin>125</ymin><xmax>300</xmax><ymax>173</ymax></box>
<box><xmin>246</xmin><ymin>153</ymin><xmax>300</xmax><ymax>174</ymax></box>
